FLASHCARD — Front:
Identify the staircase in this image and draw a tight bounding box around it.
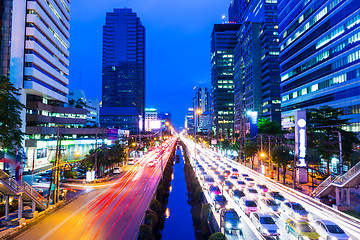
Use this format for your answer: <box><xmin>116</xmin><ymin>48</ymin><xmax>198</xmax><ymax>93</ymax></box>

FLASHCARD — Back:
<box><xmin>0</xmin><ymin>169</ymin><xmax>48</xmax><ymax>210</ymax></box>
<box><xmin>312</xmin><ymin>161</ymin><xmax>360</xmax><ymax>198</ymax></box>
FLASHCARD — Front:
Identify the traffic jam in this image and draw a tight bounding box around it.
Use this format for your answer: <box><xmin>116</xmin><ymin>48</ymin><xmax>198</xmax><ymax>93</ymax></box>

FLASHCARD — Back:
<box><xmin>186</xmin><ymin>139</ymin><xmax>353</xmax><ymax>240</ymax></box>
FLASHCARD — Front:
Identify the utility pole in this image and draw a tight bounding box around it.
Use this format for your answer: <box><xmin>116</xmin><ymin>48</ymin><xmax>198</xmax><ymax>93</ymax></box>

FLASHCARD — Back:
<box><xmin>94</xmin><ymin>132</ymin><xmax>98</xmax><ymax>178</ymax></box>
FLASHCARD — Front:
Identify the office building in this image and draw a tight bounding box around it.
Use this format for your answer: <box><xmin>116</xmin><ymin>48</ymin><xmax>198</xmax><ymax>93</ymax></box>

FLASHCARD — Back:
<box><xmin>68</xmin><ymin>89</ymin><xmax>100</xmax><ymax>127</ymax></box>
<box><xmin>211</xmin><ymin>24</ymin><xmax>241</xmax><ymax>138</ymax></box>
<box><xmin>279</xmin><ymin>0</ymin><xmax>360</xmax><ymax>133</ymax></box>
<box><xmin>101</xmin><ymin>8</ymin><xmax>145</xmax><ymax>133</ymax></box>
<box><xmin>232</xmin><ymin>0</ymin><xmax>281</xmax><ymax>136</ymax></box>
<box><xmin>0</xmin><ymin>0</ymin><xmax>12</xmax><ymax>77</ymax></box>
<box><xmin>193</xmin><ymin>87</ymin><xmax>211</xmax><ymax>133</ymax></box>
<box><xmin>185</xmin><ymin>108</ymin><xmax>194</xmax><ymax>135</ymax></box>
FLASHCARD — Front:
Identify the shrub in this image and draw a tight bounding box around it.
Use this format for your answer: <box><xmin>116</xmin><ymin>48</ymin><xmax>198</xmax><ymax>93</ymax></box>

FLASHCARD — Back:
<box><xmin>209</xmin><ymin>232</ymin><xmax>227</xmax><ymax>240</ymax></box>
<box><xmin>150</xmin><ymin>198</ymin><xmax>162</xmax><ymax>216</ymax></box>
<box><xmin>138</xmin><ymin>224</ymin><xmax>154</xmax><ymax>240</ymax></box>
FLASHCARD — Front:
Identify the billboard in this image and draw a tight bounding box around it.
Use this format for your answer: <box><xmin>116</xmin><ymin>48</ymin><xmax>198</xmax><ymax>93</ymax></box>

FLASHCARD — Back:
<box><xmin>36</xmin><ymin>148</ymin><xmax>47</xmax><ymax>159</ymax></box>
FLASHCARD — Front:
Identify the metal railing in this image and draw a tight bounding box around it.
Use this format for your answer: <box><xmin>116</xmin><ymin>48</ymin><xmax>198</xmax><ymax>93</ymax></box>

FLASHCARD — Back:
<box><xmin>0</xmin><ymin>169</ymin><xmax>21</xmax><ymax>192</ymax></box>
<box><xmin>332</xmin><ymin>160</ymin><xmax>360</xmax><ymax>186</ymax></box>
<box><xmin>0</xmin><ymin>169</ymin><xmax>48</xmax><ymax>208</ymax></box>
<box><xmin>22</xmin><ymin>181</ymin><xmax>48</xmax><ymax>207</ymax></box>
<box><xmin>311</xmin><ymin>174</ymin><xmax>335</xmax><ymax>197</ymax></box>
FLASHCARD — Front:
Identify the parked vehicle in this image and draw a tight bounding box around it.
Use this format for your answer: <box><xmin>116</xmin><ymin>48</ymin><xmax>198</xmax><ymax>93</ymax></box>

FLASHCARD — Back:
<box><xmin>250</xmin><ymin>212</ymin><xmax>280</xmax><ymax>239</ymax></box>
<box><xmin>311</xmin><ymin>219</ymin><xmax>350</xmax><ymax>240</ymax></box>
<box><xmin>285</xmin><ymin>219</ymin><xmax>319</xmax><ymax>240</ymax></box>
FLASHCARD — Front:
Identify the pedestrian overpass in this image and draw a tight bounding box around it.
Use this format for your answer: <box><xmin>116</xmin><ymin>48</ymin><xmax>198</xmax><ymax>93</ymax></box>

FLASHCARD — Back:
<box><xmin>312</xmin><ymin>161</ymin><xmax>360</xmax><ymax>206</ymax></box>
<box><xmin>0</xmin><ymin>169</ymin><xmax>48</xmax><ymax>224</ymax></box>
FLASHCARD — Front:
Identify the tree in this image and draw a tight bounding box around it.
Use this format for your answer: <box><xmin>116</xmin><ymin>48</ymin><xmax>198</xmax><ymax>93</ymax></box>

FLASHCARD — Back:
<box><xmin>307</xmin><ymin>106</ymin><xmax>359</xmax><ymax>174</ymax></box>
<box><xmin>243</xmin><ymin>141</ymin><xmax>258</xmax><ymax>169</ymax></box>
<box><xmin>270</xmin><ymin>145</ymin><xmax>293</xmax><ymax>184</ymax></box>
<box><xmin>209</xmin><ymin>232</ymin><xmax>227</xmax><ymax>240</ymax></box>
<box><xmin>0</xmin><ymin>76</ymin><xmax>25</xmax><ymax>153</ymax></box>
<box><xmin>258</xmin><ymin>118</ymin><xmax>283</xmax><ymax>135</ymax></box>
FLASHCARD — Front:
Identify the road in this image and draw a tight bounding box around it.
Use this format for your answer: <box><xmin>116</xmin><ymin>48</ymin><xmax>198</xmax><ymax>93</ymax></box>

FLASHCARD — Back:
<box><xmin>183</xmin><ymin>137</ymin><xmax>360</xmax><ymax>240</ymax></box>
<box><xmin>15</xmin><ymin>137</ymin><xmax>176</xmax><ymax>240</ymax></box>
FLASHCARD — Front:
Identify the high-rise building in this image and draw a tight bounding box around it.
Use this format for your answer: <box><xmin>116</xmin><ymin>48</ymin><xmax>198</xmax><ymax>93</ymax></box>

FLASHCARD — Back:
<box><xmin>0</xmin><ymin>0</ymin><xmax>12</xmax><ymax>77</ymax></box>
<box><xmin>185</xmin><ymin>108</ymin><xmax>194</xmax><ymax>135</ymax></box>
<box><xmin>193</xmin><ymin>86</ymin><xmax>211</xmax><ymax>133</ymax></box>
<box><xmin>228</xmin><ymin>0</ymin><xmax>248</xmax><ymax>23</ymax></box>
<box><xmin>211</xmin><ymin>24</ymin><xmax>241</xmax><ymax>138</ymax></box>
<box><xmin>232</xmin><ymin>0</ymin><xmax>281</xmax><ymax>136</ymax></box>
<box><xmin>101</xmin><ymin>8</ymin><xmax>145</xmax><ymax>133</ymax></box>
<box><xmin>279</xmin><ymin>0</ymin><xmax>360</xmax><ymax>133</ymax></box>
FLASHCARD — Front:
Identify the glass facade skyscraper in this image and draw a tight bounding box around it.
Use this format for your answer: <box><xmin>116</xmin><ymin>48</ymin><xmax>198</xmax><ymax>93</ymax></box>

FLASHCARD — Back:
<box><xmin>0</xmin><ymin>0</ymin><xmax>12</xmax><ymax>77</ymax></box>
<box><xmin>231</xmin><ymin>0</ymin><xmax>281</xmax><ymax>136</ymax></box>
<box><xmin>211</xmin><ymin>24</ymin><xmax>241</xmax><ymax>138</ymax></box>
<box><xmin>101</xmin><ymin>8</ymin><xmax>145</xmax><ymax>132</ymax></box>
<box><xmin>279</xmin><ymin>0</ymin><xmax>360</xmax><ymax>133</ymax></box>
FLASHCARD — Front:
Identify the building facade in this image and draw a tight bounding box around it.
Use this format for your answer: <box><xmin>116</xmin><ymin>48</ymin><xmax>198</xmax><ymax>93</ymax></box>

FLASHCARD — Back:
<box><xmin>211</xmin><ymin>24</ymin><xmax>241</xmax><ymax>139</ymax></box>
<box><xmin>193</xmin><ymin>86</ymin><xmax>211</xmax><ymax>133</ymax></box>
<box><xmin>0</xmin><ymin>0</ymin><xmax>12</xmax><ymax>77</ymax></box>
<box><xmin>101</xmin><ymin>8</ymin><xmax>145</xmax><ymax>133</ymax></box>
<box><xmin>185</xmin><ymin>108</ymin><xmax>194</xmax><ymax>135</ymax></box>
<box><xmin>279</xmin><ymin>0</ymin><xmax>360</xmax><ymax>133</ymax></box>
<box><xmin>232</xmin><ymin>0</ymin><xmax>281</xmax><ymax>136</ymax></box>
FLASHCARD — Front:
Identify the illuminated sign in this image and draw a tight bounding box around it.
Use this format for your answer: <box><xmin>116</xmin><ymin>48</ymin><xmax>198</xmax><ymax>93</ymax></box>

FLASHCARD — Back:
<box><xmin>295</xmin><ymin>111</ymin><xmax>307</xmax><ymax>167</ymax></box>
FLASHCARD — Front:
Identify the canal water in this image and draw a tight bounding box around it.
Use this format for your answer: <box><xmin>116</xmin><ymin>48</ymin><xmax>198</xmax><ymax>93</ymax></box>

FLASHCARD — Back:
<box><xmin>162</xmin><ymin>146</ymin><xmax>195</xmax><ymax>240</ymax></box>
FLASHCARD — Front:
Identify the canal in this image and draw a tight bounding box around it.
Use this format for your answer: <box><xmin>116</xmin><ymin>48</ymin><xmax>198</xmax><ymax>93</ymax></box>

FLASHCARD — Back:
<box><xmin>162</xmin><ymin>146</ymin><xmax>195</xmax><ymax>240</ymax></box>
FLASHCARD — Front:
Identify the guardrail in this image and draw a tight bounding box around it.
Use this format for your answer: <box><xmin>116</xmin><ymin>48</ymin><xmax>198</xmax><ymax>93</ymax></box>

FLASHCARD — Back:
<box><xmin>333</xmin><ymin>160</ymin><xmax>360</xmax><ymax>186</ymax></box>
<box><xmin>0</xmin><ymin>169</ymin><xmax>21</xmax><ymax>192</ymax></box>
<box><xmin>22</xmin><ymin>181</ymin><xmax>48</xmax><ymax>207</ymax></box>
<box><xmin>311</xmin><ymin>175</ymin><xmax>335</xmax><ymax>197</ymax></box>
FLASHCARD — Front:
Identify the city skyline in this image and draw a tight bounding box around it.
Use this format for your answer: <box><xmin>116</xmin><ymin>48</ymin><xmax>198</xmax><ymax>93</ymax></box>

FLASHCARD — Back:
<box><xmin>69</xmin><ymin>0</ymin><xmax>230</xmax><ymax>129</ymax></box>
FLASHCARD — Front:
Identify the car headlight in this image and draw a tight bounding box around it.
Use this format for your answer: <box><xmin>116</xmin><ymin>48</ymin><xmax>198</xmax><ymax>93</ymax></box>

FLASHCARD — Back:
<box><xmin>225</xmin><ymin>223</ymin><xmax>231</xmax><ymax>229</ymax></box>
<box><xmin>225</xmin><ymin>204</ymin><xmax>230</xmax><ymax>209</ymax></box>
<box><xmin>238</xmin><ymin>223</ymin><xmax>242</xmax><ymax>228</ymax></box>
<box><xmin>216</xmin><ymin>204</ymin><xmax>220</xmax><ymax>209</ymax></box>
<box><xmin>331</xmin><ymin>237</ymin><xmax>338</xmax><ymax>240</ymax></box>
<box><xmin>263</xmin><ymin>228</ymin><xmax>270</xmax><ymax>236</ymax></box>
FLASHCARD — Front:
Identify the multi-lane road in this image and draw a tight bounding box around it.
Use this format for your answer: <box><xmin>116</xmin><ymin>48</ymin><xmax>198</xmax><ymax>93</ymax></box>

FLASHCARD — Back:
<box><xmin>183</xmin><ymin>137</ymin><xmax>360</xmax><ymax>240</ymax></box>
<box><xmin>15</xmin><ymin>137</ymin><xmax>177</xmax><ymax>240</ymax></box>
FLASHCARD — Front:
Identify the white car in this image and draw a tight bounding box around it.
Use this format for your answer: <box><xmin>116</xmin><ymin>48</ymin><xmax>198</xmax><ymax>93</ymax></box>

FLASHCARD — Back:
<box><xmin>258</xmin><ymin>198</ymin><xmax>280</xmax><ymax>215</ymax></box>
<box><xmin>203</xmin><ymin>176</ymin><xmax>216</xmax><ymax>190</ymax></box>
<box><xmin>113</xmin><ymin>167</ymin><xmax>121</xmax><ymax>174</ymax></box>
<box><xmin>239</xmin><ymin>197</ymin><xmax>258</xmax><ymax>215</ymax></box>
<box><xmin>244</xmin><ymin>177</ymin><xmax>255</xmax><ymax>187</ymax></box>
<box><xmin>234</xmin><ymin>180</ymin><xmax>247</xmax><ymax>189</ymax></box>
<box><xmin>312</xmin><ymin>219</ymin><xmax>351</xmax><ymax>240</ymax></box>
<box><xmin>280</xmin><ymin>201</ymin><xmax>308</xmax><ymax>221</ymax></box>
<box><xmin>250</xmin><ymin>212</ymin><xmax>280</xmax><ymax>239</ymax></box>
<box><xmin>255</xmin><ymin>184</ymin><xmax>269</xmax><ymax>195</ymax></box>
<box><xmin>244</xmin><ymin>188</ymin><xmax>259</xmax><ymax>199</ymax></box>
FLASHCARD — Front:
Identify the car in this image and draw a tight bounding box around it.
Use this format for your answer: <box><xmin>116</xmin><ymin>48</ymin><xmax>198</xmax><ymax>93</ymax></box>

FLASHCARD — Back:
<box><xmin>285</xmin><ymin>219</ymin><xmax>320</xmax><ymax>240</ymax></box>
<box><xmin>204</xmin><ymin>176</ymin><xmax>216</xmax><ymax>190</ymax></box>
<box><xmin>244</xmin><ymin>188</ymin><xmax>259</xmax><ymax>199</ymax></box>
<box><xmin>239</xmin><ymin>197</ymin><xmax>258</xmax><ymax>215</ymax></box>
<box><xmin>258</xmin><ymin>198</ymin><xmax>280</xmax><ymax>215</ymax></box>
<box><xmin>223</xmin><ymin>181</ymin><xmax>234</xmax><ymax>191</ymax></box>
<box><xmin>214</xmin><ymin>170</ymin><xmax>221</xmax><ymax>176</ymax></box>
<box><xmin>223</xmin><ymin>170</ymin><xmax>231</xmax><ymax>177</ymax></box>
<box><xmin>231</xmin><ymin>168</ymin><xmax>240</xmax><ymax>177</ymax></box>
<box><xmin>281</xmin><ymin>202</ymin><xmax>309</xmax><ymax>221</ymax></box>
<box><xmin>234</xmin><ymin>180</ymin><xmax>247</xmax><ymax>189</ymax></box>
<box><xmin>266</xmin><ymin>191</ymin><xmax>286</xmax><ymax>204</ymax></box>
<box><xmin>244</xmin><ymin>177</ymin><xmax>255</xmax><ymax>187</ymax></box>
<box><xmin>250</xmin><ymin>212</ymin><xmax>280</xmax><ymax>239</ymax></box>
<box><xmin>217</xmin><ymin>175</ymin><xmax>226</xmax><ymax>184</ymax></box>
<box><xmin>209</xmin><ymin>185</ymin><xmax>221</xmax><ymax>198</ymax></box>
<box><xmin>229</xmin><ymin>189</ymin><xmax>245</xmax><ymax>203</ymax></box>
<box><xmin>229</xmin><ymin>175</ymin><xmax>238</xmax><ymax>181</ymax></box>
<box><xmin>213</xmin><ymin>195</ymin><xmax>228</xmax><ymax>212</ymax></box>
<box><xmin>241</xmin><ymin>173</ymin><xmax>249</xmax><ymax>179</ymax></box>
<box><xmin>113</xmin><ymin>167</ymin><xmax>121</xmax><ymax>174</ymax></box>
<box><xmin>221</xmin><ymin>209</ymin><xmax>242</xmax><ymax>235</ymax></box>
<box><xmin>312</xmin><ymin>219</ymin><xmax>350</xmax><ymax>240</ymax></box>
<box><xmin>255</xmin><ymin>184</ymin><xmax>269</xmax><ymax>195</ymax></box>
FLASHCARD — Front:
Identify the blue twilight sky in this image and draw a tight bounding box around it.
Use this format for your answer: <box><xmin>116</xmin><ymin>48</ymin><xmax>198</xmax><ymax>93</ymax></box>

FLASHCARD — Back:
<box><xmin>69</xmin><ymin>0</ymin><xmax>230</xmax><ymax>129</ymax></box>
